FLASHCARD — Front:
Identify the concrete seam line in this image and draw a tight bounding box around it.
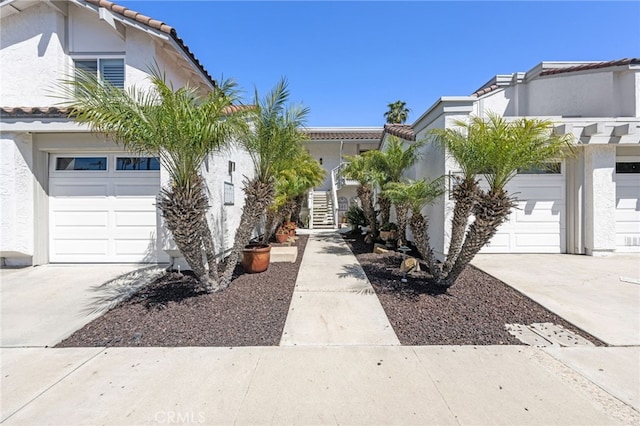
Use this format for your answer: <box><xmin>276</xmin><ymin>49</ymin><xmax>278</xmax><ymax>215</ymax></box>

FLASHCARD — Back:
<box><xmin>232</xmin><ymin>349</ymin><xmax>263</xmax><ymax>425</ymax></box>
<box><xmin>410</xmin><ymin>347</ymin><xmax>462</xmax><ymax>426</ymax></box>
<box><xmin>1</xmin><ymin>347</ymin><xmax>107</xmax><ymax>423</ymax></box>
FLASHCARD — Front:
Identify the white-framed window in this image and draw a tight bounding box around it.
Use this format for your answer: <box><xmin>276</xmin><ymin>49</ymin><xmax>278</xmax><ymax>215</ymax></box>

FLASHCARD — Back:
<box><xmin>74</xmin><ymin>58</ymin><xmax>125</xmax><ymax>89</ymax></box>
<box><xmin>55</xmin><ymin>156</ymin><xmax>107</xmax><ymax>171</ymax></box>
<box><xmin>115</xmin><ymin>157</ymin><xmax>160</xmax><ymax>171</ymax></box>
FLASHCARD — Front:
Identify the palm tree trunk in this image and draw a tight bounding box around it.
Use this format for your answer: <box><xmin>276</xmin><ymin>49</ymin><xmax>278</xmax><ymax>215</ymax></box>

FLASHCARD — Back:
<box><xmin>441</xmin><ymin>189</ymin><xmax>515</xmax><ymax>288</ymax></box>
<box><xmin>442</xmin><ymin>177</ymin><xmax>478</xmax><ymax>276</ymax></box>
<box><xmin>292</xmin><ymin>195</ymin><xmax>304</xmax><ymax>226</ymax></box>
<box><xmin>261</xmin><ymin>209</ymin><xmax>277</xmax><ymax>244</ymax></box>
<box><xmin>220</xmin><ymin>178</ymin><xmax>275</xmax><ymax>288</ymax></box>
<box><xmin>357</xmin><ymin>185</ymin><xmax>377</xmax><ymax>238</ymax></box>
<box><xmin>200</xmin><ymin>220</ymin><xmax>219</xmax><ymax>283</ymax></box>
<box><xmin>395</xmin><ymin>202</ymin><xmax>409</xmax><ymax>244</ymax></box>
<box><xmin>378</xmin><ymin>194</ymin><xmax>391</xmax><ymax>226</ymax></box>
<box><xmin>157</xmin><ymin>176</ymin><xmax>219</xmax><ymax>292</ymax></box>
<box><xmin>408</xmin><ymin>212</ymin><xmax>440</xmax><ymax>279</ymax></box>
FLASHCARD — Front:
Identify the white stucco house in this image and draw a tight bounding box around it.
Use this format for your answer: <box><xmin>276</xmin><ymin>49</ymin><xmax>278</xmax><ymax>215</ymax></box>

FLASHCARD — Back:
<box><xmin>382</xmin><ymin>58</ymin><xmax>640</xmax><ymax>257</ymax></box>
<box><xmin>0</xmin><ymin>0</ymin><xmax>253</xmax><ymax>266</ymax></box>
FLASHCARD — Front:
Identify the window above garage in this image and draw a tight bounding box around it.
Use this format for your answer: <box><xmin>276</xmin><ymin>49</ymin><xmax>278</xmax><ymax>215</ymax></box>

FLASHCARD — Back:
<box><xmin>116</xmin><ymin>157</ymin><xmax>160</xmax><ymax>171</ymax></box>
<box><xmin>55</xmin><ymin>157</ymin><xmax>107</xmax><ymax>171</ymax></box>
<box><xmin>74</xmin><ymin>58</ymin><xmax>125</xmax><ymax>89</ymax></box>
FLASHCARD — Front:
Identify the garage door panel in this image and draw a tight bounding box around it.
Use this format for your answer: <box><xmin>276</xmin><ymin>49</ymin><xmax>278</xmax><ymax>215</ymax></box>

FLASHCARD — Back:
<box><xmin>615</xmin><ymin>168</ymin><xmax>640</xmax><ymax>251</ymax></box>
<box><xmin>514</xmin><ymin>201</ymin><xmax>563</xmax><ymax>222</ymax></box>
<box><xmin>114</xmin><ymin>210</ymin><xmax>157</xmax><ymax>227</ymax></box>
<box><xmin>113</xmin><ymin>184</ymin><xmax>160</xmax><ymax>197</ymax></box>
<box><xmin>52</xmin><ymin>239</ymin><xmax>109</xmax><ymax>255</ymax></box>
<box><xmin>514</xmin><ymin>233</ymin><xmax>561</xmax><ymax>247</ymax></box>
<box><xmin>115</xmin><ymin>239</ymin><xmax>158</xmax><ymax>256</ymax></box>
<box><xmin>52</xmin><ymin>211</ymin><xmax>109</xmax><ymax>227</ymax></box>
<box><xmin>513</xmin><ymin>185</ymin><xmax>563</xmax><ymax>199</ymax></box>
<box><xmin>483</xmin><ymin>233</ymin><xmax>510</xmax><ymax>251</ymax></box>
<box><xmin>51</xmin><ymin>184</ymin><xmax>109</xmax><ymax>197</ymax></box>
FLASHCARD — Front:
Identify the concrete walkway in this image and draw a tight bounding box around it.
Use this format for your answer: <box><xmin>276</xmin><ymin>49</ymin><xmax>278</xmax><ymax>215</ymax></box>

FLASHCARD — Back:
<box><xmin>281</xmin><ymin>230</ymin><xmax>399</xmax><ymax>346</ymax></box>
<box><xmin>472</xmin><ymin>253</ymin><xmax>640</xmax><ymax>346</ymax></box>
<box><xmin>2</xmin><ymin>345</ymin><xmax>637</xmax><ymax>425</ymax></box>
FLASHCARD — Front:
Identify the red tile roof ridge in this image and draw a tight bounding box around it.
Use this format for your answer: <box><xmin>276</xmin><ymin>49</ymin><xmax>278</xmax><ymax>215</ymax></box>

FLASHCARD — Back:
<box><xmin>383</xmin><ymin>123</ymin><xmax>415</xmax><ymax>141</ymax></box>
<box><xmin>83</xmin><ymin>0</ymin><xmax>215</xmax><ymax>88</ymax></box>
<box><xmin>540</xmin><ymin>58</ymin><xmax>639</xmax><ymax>76</ymax></box>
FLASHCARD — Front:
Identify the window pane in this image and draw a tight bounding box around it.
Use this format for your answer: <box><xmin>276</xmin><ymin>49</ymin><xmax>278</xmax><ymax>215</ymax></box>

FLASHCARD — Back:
<box><xmin>116</xmin><ymin>157</ymin><xmax>160</xmax><ymax>171</ymax></box>
<box><xmin>518</xmin><ymin>163</ymin><xmax>561</xmax><ymax>174</ymax></box>
<box><xmin>56</xmin><ymin>157</ymin><xmax>107</xmax><ymax>171</ymax></box>
<box><xmin>616</xmin><ymin>162</ymin><xmax>640</xmax><ymax>174</ymax></box>
<box><xmin>75</xmin><ymin>60</ymin><xmax>98</xmax><ymax>75</ymax></box>
<box><xmin>100</xmin><ymin>59</ymin><xmax>125</xmax><ymax>89</ymax></box>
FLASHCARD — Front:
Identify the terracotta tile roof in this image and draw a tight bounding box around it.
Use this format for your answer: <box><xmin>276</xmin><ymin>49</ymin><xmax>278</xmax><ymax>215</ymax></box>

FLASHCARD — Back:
<box><xmin>304</xmin><ymin>129</ymin><xmax>383</xmax><ymax>141</ymax></box>
<box><xmin>383</xmin><ymin>123</ymin><xmax>415</xmax><ymax>141</ymax></box>
<box><xmin>84</xmin><ymin>0</ymin><xmax>215</xmax><ymax>88</ymax></box>
<box><xmin>0</xmin><ymin>106</ymin><xmax>72</xmax><ymax>118</ymax></box>
<box><xmin>1</xmin><ymin>105</ymin><xmax>251</xmax><ymax>118</ymax></box>
<box><xmin>471</xmin><ymin>84</ymin><xmax>499</xmax><ymax>98</ymax></box>
<box><xmin>540</xmin><ymin>58</ymin><xmax>639</xmax><ymax>76</ymax></box>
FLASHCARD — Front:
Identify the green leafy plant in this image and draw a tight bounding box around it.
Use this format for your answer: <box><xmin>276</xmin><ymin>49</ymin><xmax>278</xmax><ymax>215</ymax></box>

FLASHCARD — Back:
<box><xmin>344</xmin><ymin>205</ymin><xmax>367</xmax><ymax>232</ymax></box>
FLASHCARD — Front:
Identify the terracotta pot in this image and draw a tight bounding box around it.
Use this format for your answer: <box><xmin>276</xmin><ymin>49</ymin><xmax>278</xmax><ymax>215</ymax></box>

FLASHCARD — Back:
<box><xmin>275</xmin><ymin>233</ymin><xmax>289</xmax><ymax>243</ymax></box>
<box><xmin>241</xmin><ymin>243</ymin><xmax>271</xmax><ymax>273</ymax></box>
<box><xmin>379</xmin><ymin>230</ymin><xmax>397</xmax><ymax>241</ymax></box>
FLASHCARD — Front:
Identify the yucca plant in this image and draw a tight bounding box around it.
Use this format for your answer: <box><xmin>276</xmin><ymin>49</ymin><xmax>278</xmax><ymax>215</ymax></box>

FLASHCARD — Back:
<box><xmin>58</xmin><ymin>67</ymin><xmax>249</xmax><ymax>292</ymax></box>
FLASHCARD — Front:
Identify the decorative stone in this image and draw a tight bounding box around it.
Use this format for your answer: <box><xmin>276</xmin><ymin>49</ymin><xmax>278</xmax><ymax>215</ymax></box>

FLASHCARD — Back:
<box><xmin>401</xmin><ymin>257</ymin><xmax>421</xmax><ymax>273</ymax></box>
<box><xmin>373</xmin><ymin>244</ymin><xmax>389</xmax><ymax>254</ymax></box>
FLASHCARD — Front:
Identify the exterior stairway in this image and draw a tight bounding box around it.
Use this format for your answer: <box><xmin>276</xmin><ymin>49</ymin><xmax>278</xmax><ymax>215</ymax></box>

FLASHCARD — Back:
<box><xmin>311</xmin><ymin>191</ymin><xmax>335</xmax><ymax>229</ymax></box>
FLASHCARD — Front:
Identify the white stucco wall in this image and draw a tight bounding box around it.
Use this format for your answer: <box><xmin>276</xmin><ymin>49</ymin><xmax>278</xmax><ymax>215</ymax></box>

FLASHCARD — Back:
<box><xmin>0</xmin><ymin>132</ymin><xmax>34</xmax><ymax>265</ymax></box>
<box><xmin>526</xmin><ymin>72</ymin><xmax>615</xmax><ymax>117</ymax></box>
<box><xmin>306</xmin><ymin>142</ymin><xmax>341</xmax><ymax>191</ymax></box>
<box><xmin>0</xmin><ymin>2</ymin><xmax>66</xmax><ymax>106</ymax></box>
<box><xmin>584</xmin><ymin>145</ymin><xmax>617</xmax><ymax>255</ymax></box>
<box><xmin>69</xmin><ymin>5</ymin><xmax>125</xmax><ymax>53</ymax></box>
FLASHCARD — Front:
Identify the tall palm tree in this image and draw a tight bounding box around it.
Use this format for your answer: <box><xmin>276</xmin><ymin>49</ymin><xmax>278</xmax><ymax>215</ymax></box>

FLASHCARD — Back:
<box><xmin>220</xmin><ymin>78</ymin><xmax>308</xmax><ymax>287</ymax></box>
<box><xmin>59</xmin><ymin>68</ymin><xmax>249</xmax><ymax>292</ymax></box>
<box><xmin>427</xmin><ymin>113</ymin><xmax>572</xmax><ymax>288</ymax></box>
<box><xmin>342</xmin><ymin>153</ymin><xmax>383</xmax><ymax>238</ymax></box>
<box><xmin>384</xmin><ymin>100</ymin><xmax>410</xmax><ymax>124</ymax></box>
<box><xmin>367</xmin><ymin>136</ymin><xmax>425</xmax><ymax>225</ymax></box>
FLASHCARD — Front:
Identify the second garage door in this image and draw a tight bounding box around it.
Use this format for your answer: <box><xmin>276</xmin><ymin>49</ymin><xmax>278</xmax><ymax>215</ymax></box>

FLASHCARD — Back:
<box><xmin>49</xmin><ymin>154</ymin><xmax>169</xmax><ymax>263</ymax></box>
<box><xmin>481</xmin><ymin>164</ymin><xmax>566</xmax><ymax>253</ymax></box>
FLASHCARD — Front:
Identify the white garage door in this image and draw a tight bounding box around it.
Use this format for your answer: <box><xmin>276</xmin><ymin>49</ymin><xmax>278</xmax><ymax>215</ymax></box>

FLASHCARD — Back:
<box><xmin>615</xmin><ymin>161</ymin><xmax>640</xmax><ymax>252</ymax></box>
<box><xmin>481</xmin><ymin>164</ymin><xmax>566</xmax><ymax>253</ymax></box>
<box><xmin>49</xmin><ymin>154</ymin><xmax>169</xmax><ymax>263</ymax></box>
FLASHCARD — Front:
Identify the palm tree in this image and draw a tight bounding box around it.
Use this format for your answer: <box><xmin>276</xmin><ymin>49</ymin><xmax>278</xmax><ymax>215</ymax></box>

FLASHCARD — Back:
<box><xmin>426</xmin><ymin>113</ymin><xmax>572</xmax><ymax>288</ymax></box>
<box><xmin>367</xmin><ymin>136</ymin><xmax>425</xmax><ymax>225</ymax></box>
<box><xmin>59</xmin><ymin>68</ymin><xmax>249</xmax><ymax>292</ymax></box>
<box><xmin>261</xmin><ymin>151</ymin><xmax>325</xmax><ymax>242</ymax></box>
<box><xmin>220</xmin><ymin>78</ymin><xmax>308</xmax><ymax>287</ymax></box>
<box><xmin>384</xmin><ymin>100</ymin><xmax>410</xmax><ymax>124</ymax></box>
<box><xmin>342</xmin><ymin>153</ymin><xmax>383</xmax><ymax>238</ymax></box>
<box><xmin>384</xmin><ymin>179</ymin><xmax>444</xmax><ymax>271</ymax></box>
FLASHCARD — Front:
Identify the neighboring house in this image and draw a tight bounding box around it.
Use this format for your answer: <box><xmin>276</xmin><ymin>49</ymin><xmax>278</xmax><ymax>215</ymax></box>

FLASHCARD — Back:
<box><xmin>303</xmin><ymin>128</ymin><xmax>381</xmax><ymax>228</ymax></box>
<box><xmin>382</xmin><ymin>58</ymin><xmax>640</xmax><ymax>257</ymax></box>
<box><xmin>0</xmin><ymin>0</ymin><xmax>252</xmax><ymax>266</ymax></box>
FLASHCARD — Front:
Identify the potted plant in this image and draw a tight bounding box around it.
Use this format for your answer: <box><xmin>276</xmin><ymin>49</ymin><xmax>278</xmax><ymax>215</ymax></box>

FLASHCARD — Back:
<box><xmin>275</xmin><ymin>226</ymin><xmax>290</xmax><ymax>243</ymax></box>
<box><xmin>379</xmin><ymin>222</ymin><xmax>398</xmax><ymax>241</ymax></box>
<box><xmin>241</xmin><ymin>243</ymin><xmax>271</xmax><ymax>273</ymax></box>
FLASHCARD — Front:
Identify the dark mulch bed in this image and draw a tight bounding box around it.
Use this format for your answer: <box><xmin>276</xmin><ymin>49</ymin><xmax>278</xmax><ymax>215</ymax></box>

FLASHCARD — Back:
<box><xmin>344</xmin><ymin>233</ymin><xmax>605</xmax><ymax>346</ymax></box>
<box><xmin>57</xmin><ymin>235</ymin><xmax>308</xmax><ymax>347</ymax></box>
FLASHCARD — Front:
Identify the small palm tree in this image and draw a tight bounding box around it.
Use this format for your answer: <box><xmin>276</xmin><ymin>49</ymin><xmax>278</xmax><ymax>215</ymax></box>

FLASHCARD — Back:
<box><xmin>384</xmin><ymin>100</ymin><xmax>410</xmax><ymax>124</ymax></box>
<box><xmin>367</xmin><ymin>136</ymin><xmax>425</xmax><ymax>225</ymax></box>
<box><xmin>220</xmin><ymin>78</ymin><xmax>308</xmax><ymax>287</ymax></box>
<box><xmin>384</xmin><ymin>179</ymin><xmax>444</xmax><ymax>270</ymax></box>
<box><xmin>427</xmin><ymin>113</ymin><xmax>572</xmax><ymax>288</ymax></box>
<box><xmin>342</xmin><ymin>153</ymin><xmax>383</xmax><ymax>238</ymax></box>
<box><xmin>59</xmin><ymin>68</ymin><xmax>249</xmax><ymax>292</ymax></box>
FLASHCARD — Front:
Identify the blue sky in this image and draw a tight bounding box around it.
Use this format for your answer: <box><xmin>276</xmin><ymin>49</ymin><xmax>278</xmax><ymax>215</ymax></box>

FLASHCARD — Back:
<box><xmin>118</xmin><ymin>1</ymin><xmax>639</xmax><ymax>127</ymax></box>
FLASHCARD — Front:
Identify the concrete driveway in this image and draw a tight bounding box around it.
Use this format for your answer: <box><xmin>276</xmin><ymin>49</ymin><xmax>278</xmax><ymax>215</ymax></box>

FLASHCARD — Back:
<box><xmin>0</xmin><ymin>264</ymin><xmax>162</xmax><ymax>347</ymax></box>
<box><xmin>472</xmin><ymin>253</ymin><xmax>640</xmax><ymax>346</ymax></box>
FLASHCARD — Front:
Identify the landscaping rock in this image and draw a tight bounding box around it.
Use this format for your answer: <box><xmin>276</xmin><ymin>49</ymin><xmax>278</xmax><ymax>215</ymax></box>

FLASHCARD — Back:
<box><xmin>373</xmin><ymin>244</ymin><xmax>389</xmax><ymax>254</ymax></box>
<box><xmin>400</xmin><ymin>257</ymin><xmax>421</xmax><ymax>273</ymax></box>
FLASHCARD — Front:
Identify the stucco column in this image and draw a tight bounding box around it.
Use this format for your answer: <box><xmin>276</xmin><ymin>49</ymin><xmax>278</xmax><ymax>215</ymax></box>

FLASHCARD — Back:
<box><xmin>584</xmin><ymin>144</ymin><xmax>616</xmax><ymax>256</ymax></box>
